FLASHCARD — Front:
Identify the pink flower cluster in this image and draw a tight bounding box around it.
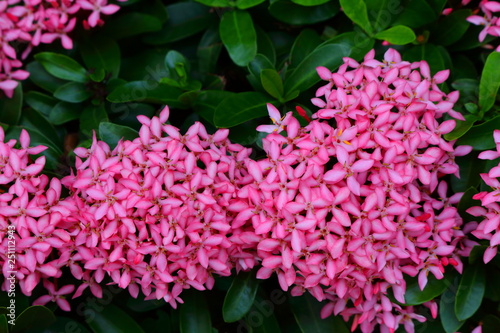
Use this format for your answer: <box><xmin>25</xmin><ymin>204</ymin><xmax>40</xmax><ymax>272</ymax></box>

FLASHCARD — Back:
<box><xmin>0</xmin><ymin>0</ymin><xmax>124</xmax><ymax>97</ymax></box>
<box><xmin>467</xmin><ymin>130</ymin><xmax>500</xmax><ymax>263</ymax></box>
<box><xmin>248</xmin><ymin>49</ymin><xmax>474</xmax><ymax>333</ymax></box>
<box><xmin>0</xmin><ymin>49</ymin><xmax>476</xmax><ymax>333</ymax></box>
<box><xmin>461</xmin><ymin>0</ymin><xmax>500</xmax><ymax>50</ymax></box>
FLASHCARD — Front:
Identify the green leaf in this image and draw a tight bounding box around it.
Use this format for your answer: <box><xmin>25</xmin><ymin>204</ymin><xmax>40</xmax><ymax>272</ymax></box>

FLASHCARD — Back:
<box><xmin>269</xmin><ymin>0</ymin><xmax>339</xmax><ymax>25</ymax></box>
<box><xmin>374</xmin><ymin>25</ymin><xmax>416</xmax><ymax>45</ymax></box>
<box><xmin>456</xmin><ymin>115</ymin><xmax>500</xmax><ymax>150</ymax></box>
<box><xmin>85</xmin><ymin>304</ymin><xmax>145</xmax><ymax>333</ymax></box>
<box><xmin>49</xmin><ymin>102</ymin><xmax>81</xmax><ymax>125</ymax></box>
<box><xmin>255</xmin><ymin>26</ymin><xmax>277</xmax><ymax>65</ymax></box>
<box><xmin>404</xmin><ymin>272</ymin><xmax>454</xmax><ymax>305</ymax></box>
<box><xmin>223</xmin><ymin>271</ymin><xmax>260</xmax><ymax>323</ymax></box>
<box><xmin>455</xmin><ymin>264</ymin><xmax>485</xmax><ymax>320</ymax></box>
<box><xmin>24</xmin><ymin>92</ymin><xmax>58</xmax><ymax>117</ymax></box>
<box><xmin>291</xmin><ymin>0</ymin><xmax>329</xmax><ymax>5</ymax></box>
<box><xmin>248</xmin><ymin>54</ymin><xmax>275</xmax><ymax>80</ymax></box>
<box><xmin>451</xmin><ymin>154</ymin><xmax>483</xmax><ymax>193</ymax></box>
<box><xmin>107</xmin><ymin>81</ymin><xmax>184</xmax><ymax>106</ymax></box>
<box><xmin>21</xmin><ymin>108</ymin><xmax>63</xmax><ymax>150</ymax></box>
<box><xmin>143</xmin><ymin>3</ymin><xmax>214</xmax><ymax>44</ymax></box>
<box><xmin>440</xmin><ymin>283</ymin><xmax>465</xmax><ymax>333</ymax></box>
<box><xmin>99</xmin><ymin>122</ymin><xmax>139</xmax><ymax>149</ymax></box>
<box><xmin>393</xmin><ymin>0</ymin><xmax>437</xmax><ymax>29</ymax></box>
<box><xmin>197</xmin><ymin>26</ymin><xmax>223</xmax><ymax>79</ymax></box>
<box><xmin>479</xmin><ymin>51</ymin><xmax>500</xmax><ymax>114</ymax></box>
<box><xmin>339</xmin><ymin>0</ymin><xmax>373</xmax><ymax>34</ymax></box>
<box><xmin>289</xmin><ymin>293</ymin><xmax>349</xmax><ymax>333</ymax></box>
<box><xmin>284</xmin><ymin>32</ymin><xmax>374</xmax><ymax>94</ymax></box>
<box><xmin>80</xmin><ymin>36</ymin><xmax>121</xmax><ymax>78</ymax></box>
<box><xmin>237</xmin><ymin>0</ymin><xmax>266</xmax><ymax>9</ymax></box>
<box><xmin>431</xmin><ymin>9</ymin><xmax>471</xmax><ymax>46</ymax></box>
<box><xmin>261</xmin><ymin>69</ymin><xmax>284</xmax><ymax>100</ymax></box>
<box><xmin>220</xmin><ymin>10</ymin><xmax>257</xmax><ymax>67</ymax></box>
<box><xmin>0</xmin><ymin>84</ymin><xmax>22</xmax><ymax>125</ymax></box>
<box><xmin>108</xmin><ymin>103</ymin><xmax>156</xmax><ymax>131</ymax></box>
<box><xmin>213</xmin><ymin>92</ymin><xmax>275</xmax><ymax>128</ymax></box>
<box><xmin>90</xmin><ymin>68</ymin><xmax>106</xmax><ymax>82</ymax></box>
<box><xmin>403</xmin><ymin>43</ymin><xmax>445</xmax><ymax>75</ymax></box>
<box><xmin>37</xmin><ymin>317</ymin><xmax>91</xmax><ymax>333</ymax></box>
<box><xmin>365</xmin><ymin>0</ymin><xmax>392</xmax><ymax>31</ymax></box>
<box><xmin>289</xmin><ymin>29</ymin><xmax>323</xmax><ymax>69</ymax></box>
<box><xmin>457</xmin><ymin>187</ymin><xmax>480</xmax><ymax>224</ymax></box>
<box><xmin>104</xmin><ymin>13</ymin><xmax>162</xmax><ymax>39</ymax></box>
<box><xmin>193</xmin><ymin>90</ymin><xmax>235</xmax><ymax>124</ymax></box>
<box><xmin>242</xmin><ymin>294</ymin><xmax>282</xmax><ymax>333</ymax></box>
<box><xmin>194</xmin><ymin>0</ymin><xmax>230</xmax><ymax>6</ymax></box>
<box><xmin>54</xmin><ymin>82</ymin><xmax>92</xmax><ymax>103</ymax></box>
<box><xmin>11</xmin><ymin>306</ymin><xmax>56</xmax><ymax>333</ymax></box>
<box><xmin>180</xmin><ymin>291</ymin><xmax>212</xmax><ymax>333</ymax></box>
<box><xmin>443</xmin><ymin>114</ymin><xmax>477</xmax><ymax>141</ymax></box>
<box><xmin>80</xmin><ymin>105</ymin><xmax>109</xmax><ymax>137</ymax></box>
<box><xmin>27</xmin><ymin>61</ymin><xmax>68</xmax><ymax>93</ymax></box>
<box><xmin>35</xmin><ymin>52</ymin><xmax>88</xmax><ymax>83</ymax></box>
<box><xmin>0</xmin><ymin>315</ymin><xmax>7</xmax><ymax>333</ymax></box>
<box><xmin>127</xmin><ymin>294</ymin><xmax>165</xmax><ymax>313</ymax></box>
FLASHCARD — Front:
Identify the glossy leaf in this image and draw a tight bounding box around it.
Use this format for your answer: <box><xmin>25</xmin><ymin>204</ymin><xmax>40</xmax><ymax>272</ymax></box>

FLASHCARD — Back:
<box><xmin>431</xmin><ymin>9</ymin><xmax>471</xmax><ymax>46</ymax></box>
<box><xmin>440</xmin><ymin>283</ymin><xmax>465</xmax><ymax>333</ymax></box>
<box><xmin>374</xmin><ymin>25</ymin><xmax>416</xmax><ymax>45</ymax></box>
<box><xmin>291</xmin><ymin>0</ymin><xmax>329</xmax><ymax>5</ymax></box>
<box><xmin>80</xmin><ymin>105</ymin><xmax>109</xmax><ymax>137</ymax></box>
<box><xmin>456</xmin><ymin>115</ymin><xmax>500</xmax><ymax>150</ymax></box>
<box><xmin>24</xmin><ymin>92</ymin><xmax>57</xmax><ymax>117</ymax></box>
<box><xmin>99</xmin><ymin>122</ymin><xmax>139</xmax><ymax>149</ymax></box>
<box><xmin>479</xmin><ymin>51</ymin><xmax>500</xmax><ymax>114</ymax></box>
<box><xmin>85</xmin><ymin>304</ymin><xmax>145</xmax><ymax>333</ymax></box>
<box><xmin>248</xmin><ymin>54</ymin><xmax>275</xmax><ymax>80</ymax></box>
<box><xmin>220</xmin><ymin>10</ymin><xmax>257</xmax><ymax>67</ymax></box>
<box><xmin>339</xmin><ymin>0</ymin><xmax>373</xmax><ymax>34</ymax></box>
<box><xmin>223</xmin><ymin>271</ymin><xmax>260</xmax><ymax>323</ymax></box>
<box><xmin>451</xmin><ymin>153</ymin><xmax>483</xmax><ymax>193</ymax></box>
<box><xmin>193</xmin><ymin>90</ymin><xmax>235</xmax><ymax>124</ymax></box>
<box><xmin>104</xmin><ymin>13</ymin><xmax>162</xmax><ymax>39</ymax></box>
<box><xmin>237</xmin><ymin>0</ymin><xmax>266</xmax><ymax>9</ymax></box>
<box><xmin>289</xmin><ymin>29</ymin><xmax>322</xmax><ymax>69</ymax></box>
<box><xmin>11</xmin><ymin>306</ymin><xmax>56</xmax><ymax>333</ymax></box>
<box><xmin>393</xmin><ymin>0</ymin><xmax>437</xmax><ymax>28</ymax></box>
<box><xmin>54</xmin><ymin>82</ymin><xmax>93</xmax><ymax>103</ymax></box>
<box><xmin>21</xmin><ymin>108</ymin><xmax>63</xmax><ymax>149</ymax></box>
<box><xmin>194</xmin><ymin>0</ymin><xmax>230</xmax><ymax>6</ymax></box>
<box><xmin>0</xmin><ymin>84</ymin><xmax>22</xmax><ymax>125</ymax></box>
<box><xmin>256</xmin><ymin>26</ymin><xmax>277</xmax><ymax>65</ymax></box>
<box><xmin>35</xmin><ymin>52</ymin><xmax>88</xmax><ymax>83</ymax></box>
<box><xmin>197</xmin><ymin>26</ymin><xmax>223</xmax><ymax>78</ymax></box>
<box><xmin>261</xmin><ymin>69</ymin><xmax>284</xmax><ymax>100</ymax></box>
<box><xmin>289</xmin><ymin>293</ymin><xmax>349</xmax><ymax>333</ymax></box>
<box><xmin>269</xmin><ymin>0</ymin><xmax>339</xmax><ymax>25</ymax></box>
<box><xmin>50</xmin><ymin>102</ymin><xmax>81</xmax><ymax>125</ymax></box>
<box><xmin>213</xmin><ymin>92</ymin><xmax>275</xmax><ymax>128</ymax></box>
<box><xmin>80</xmin><ymin>36</ymin><xmax>121</xmax><ymax>78</ymax></box>
<box><xmin>404</xmin><ymin>272</ymin><xmax>454</xmax><ymax>305</ymax></box>
<box><xmin>26</xmin><ymin>61</ymin><xmax>68</xmax><ymax>93</ymax></box>
<box><xmin>143</xmin><ymin>2</ymin><xmax>214</xmax><ymax>44</ymax></box>
<box><xmin>404</xmin><ymin>43</ymin><xmax>445</xmax><ymax>74</ymax></box>
<box><xmin>457</xmin><ymin>187</ymin><xmax>480</xmax><ymax>223</ymax></box>
<box><xmin>455</xmin><ymin>264</ymin><xmax>485</xmax><ymax>320</ymax></box>
<box><xmin>442</xmin><ymin>114</ymin><xmax>477</xmax><ymax>141</ymax></box>
<box><xmin>107</xmin><ymin>81</ymin><xmax>184</xmax><ymax>106</ymax></box>
<box><xmin>365</xmin><ymin>0</ymin><xmax>392</xmax><ymax>31</ymax></box>
<box><xmin>180</xmin><ymin>291</ymin><xmax>212</xmax><ymax>333</ymax></box>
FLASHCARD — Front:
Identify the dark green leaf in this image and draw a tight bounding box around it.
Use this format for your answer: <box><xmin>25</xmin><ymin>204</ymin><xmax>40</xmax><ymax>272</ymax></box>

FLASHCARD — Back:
<box><xmin>229</xmin><ymin>121</ymin><xmax>259</xmax><ymax>145</ymax></box>
<box><xmin>120</xmin><ymin>48</ymin><xmax>168</xmax><ymax>82</ymax></box>
<box><xmin>256</xmin><ymin>26</ymin><xmax>277</xmax><ymax>65</ymax></box>
<box><xmin>104</xmin><ymin>13</ymin><xmax>162</xmax><ymax>39</ymax></box>
<box><xmin>138</xmin><ymin>0</ymin><xmax>169</xmax><ymax>23</ymax></box>
<box><xmin>393</xmin><ymin>0</ymin><xmax>437</xmax><ymax>28</ymax></box>
<box><xmin>127</xmin><ymin>294</ymin><xmax>165</xmax><ymax>313</ymax></box>
<box><xmin>80</xmin><ymin>36</ymin><xmax>121</xmax><ymax>78</ymax></box>
<box><xmin>483</xmin><ymin>315</ymin><xmax>500</xmax><ymax>333</ymax></box>
<box><xmin>237</xmin><ymin>0</ymin><xmax>266</xmax><ymax>9</ymax></box>
<box><xmin>143</xmin><ymin>3</ymin><xmax>214</xmax><ymax>44</ymax></box>
<box><xmin>339</xmin><ymin>0</ymin><xmax>373</xmax><ymax>34</ymax></box>
<box><xmin>403</xmin><ymin>43</ymin><xmax>445</xmax><ymax>75</ymax></box>
<box><xmin>456</xmin><ymin>115</ymin><xmax>500</xmax><ymax>150</ymax></box>
<box><xmin>54</xmin><ymin>82</ymin><xmax>92</xmax><ymax>103</ymax></box>
<box><xmin>248</xmin><ymin>54</ymin><xmax>275</xmax><ymax>80</ymax></box>
<box><xmin>89</xmin><ymin>68</ymin><xmax>106</xmax><ymax>82</ymax></box>
<box><xmin>99</xmin><ymin>122</ymin><xmax>139</xmax><ymax>149</ymax></box>
<box><xmin>21</xmin><ymin>108</ymin><xmax>63</xmax><ymax>150</ymax></box>
<box><xmin>194</xmin><ymin>0</ymin><xmax>230</xmax><ymax>6</ymax></box>
<box><xmin>197</xmin><ymin>26</ymin><xmax>223</xmax><ymax>78</ymax></box>
<box><xmin>223</xmin><ymin>271</ymin><xmax>260</xmax><ymax>323</ymax></box>
<box><xmin>443</xmin><ymin>114</ymin><xmax>477</xmax><ymax>141</ymax></box>
<box><xmin>180</xmin><ymin>291</ymin><xmax>211</xmax><ymax>333</ymax></box>
<box><xmin>80</xmin><ymin>105</ymin><xmax>109</xmax><ymax>137</ymax></box>
<box><xmin>284</xmin><ymin>32</ymin><xmax>374</xmax><ymax>94</ymax></box>
<box><xmin>11</xmin><ymin>306</ymin><xmax>56</xmax><ymax>333</ymax></box>
<box><xmin>479</xmin><ymin>51</ymin><xmax>500</xmax><ymax>114</ymax></box>
<box><xmin>269</xmin><ymin>0</ymin><xmax>339</xmax><ymax>25</ymax></box>
<box><xmin>0</xmin><ymin>84</ymin><xmax>22</xmax><ymax>125</ymax></box>
<box><xmin>440</xmin><ymin>282</ymin><xmax>464</xmax><ymax>333</ymax></box>
<box><xmin>109</xmin><ymin>103</ymin><xmax>156</xmax><ymax>131</ymax></box>
<box><xmin>469</xmin><ymin>245</ymin><xmax>488</xmax><ymax>265</ymax></box>
<box><xmin>49</xmin><ymin>102</ymin><xmax>81</xmax><ymax>125</ymax></box>
<box><xmin>374</xmin><ymin>25</ymin><xmax>416</xmax><ymax>45</ymax></box>
<box><xmin>427</xmin><ymin>0</ymin><xmax>447</xmax><ymax>15</ymax></box>
<box><xmin>289</xmin><ymin>293</ymin><xmax>349</xmax><ymax>333</ymax></box>
<box><xmin>242</xmin><ymin>295</ymin><xmax>282</xmax><ymax>333</ymax></box>
<box><xmin>27</xmin><ymin>61</ymin><xmax>68</xmax><ymax>93</ymax></box>
<box><xmin>107</xmin><ymin>81</ymin><xmax>184</xmax><ymax>106</ymax></box>
<box><xmin>35</xmin><ymin>52</ymin><xmax>88</xmax><ymax>83</ymax></box>
<box><xmin>213</xmin><ymin>92</ymin><xmax>275</xmax><ymax>128</ymax></box>
<box><xmin>24</xmin><ymin>92</ymin><xmax>57</xmax><ymax>117</ymax></box>
<box><xmin>36</xmin><ymin>316</ymin><xmax>91</xmax><ymax>333</ymax></box>
<box><xmin>451</xmin><ymin>155</ymin><xmax>483</xmax><ymax>193</ymax></box>
<box><xmin>455</xmin><ymin>264</ymin><xmax>485</xmax><ymax>320</ymax></box>
<box><xmin>457</xmin><ymin>187</ymin><xmax>480</xmax><ymax>224</ymax></box>
<box><xmin>365</xmin><ymin>0</ymin><xmax>392</xmax><ymax>32</ymax></box>
<box><xmin>0</xmin><ymin>315</ymin><xmax>7</xmax><ymax>333</ymax></box>
<box><xmin>85</xmin><ymin>304</ymin><xmax>145</xmax><ymax>333</ymax></box>
<box><xmin>291</xmin><ymin>0</ymin><xmax>329</xmax><ymax>5</ymax></box>
<box><xmin>220</xmin><ymin>10</ymin><xmax>257</xmax><ymax>67</ymax></box>
<box><xmin>431</xmin><ymin>9</ymin><xmax>471</xmax><ymax>46</ymax></box>
<box><xmin>193</xmin><ymin>90</ymin><xmax>235</xmax><ymax>124</ymax></box>
<box><xmin>289</xmin><ymin>29</ymin><xmax>322</xmax><ymax>69</ymax></box>
<box><xmin>404</xmin><ymin>272</ymin><xmax>454</xmax><ymax>305</ymax></box>
<box><xmin>261</xmin><ymin>69</ymin><xmax>284</xmax><ymax>99</ymax></box>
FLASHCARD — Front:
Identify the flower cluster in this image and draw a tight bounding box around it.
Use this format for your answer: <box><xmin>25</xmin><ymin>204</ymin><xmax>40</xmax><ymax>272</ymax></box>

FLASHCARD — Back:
<box><xmin>250</xmin><ymin>49</ymin><xmax>474</xmax><ymax>333</ymax></box>
<box><xmin>0</xmin><ymin>0</ymin><xmax>124</xmax><ymax>97</ymax></box>
<box><xmin>461</xmin><ymin>0</ymin><xmax>500</xmax><ymax>50</ymax></box>
<box><xmin>467</xmin><ymin>130</ymin><xmax>500</xmax><ymax>263</ymax></box>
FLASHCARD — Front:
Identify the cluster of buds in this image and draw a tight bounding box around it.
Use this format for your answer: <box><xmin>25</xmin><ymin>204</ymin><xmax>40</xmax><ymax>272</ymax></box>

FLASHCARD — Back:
<box><xmin>0</xmin><ymin>0</ymin><xmax>124</xmax><ymax>97</ymax></box>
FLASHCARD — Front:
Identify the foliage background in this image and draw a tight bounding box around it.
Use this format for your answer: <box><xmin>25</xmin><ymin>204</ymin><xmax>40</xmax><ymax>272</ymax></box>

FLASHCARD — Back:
<box><xmin>1</xmin><ymin>0</ymin><xmax>500</xmax><ymax>332</ymax></box>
